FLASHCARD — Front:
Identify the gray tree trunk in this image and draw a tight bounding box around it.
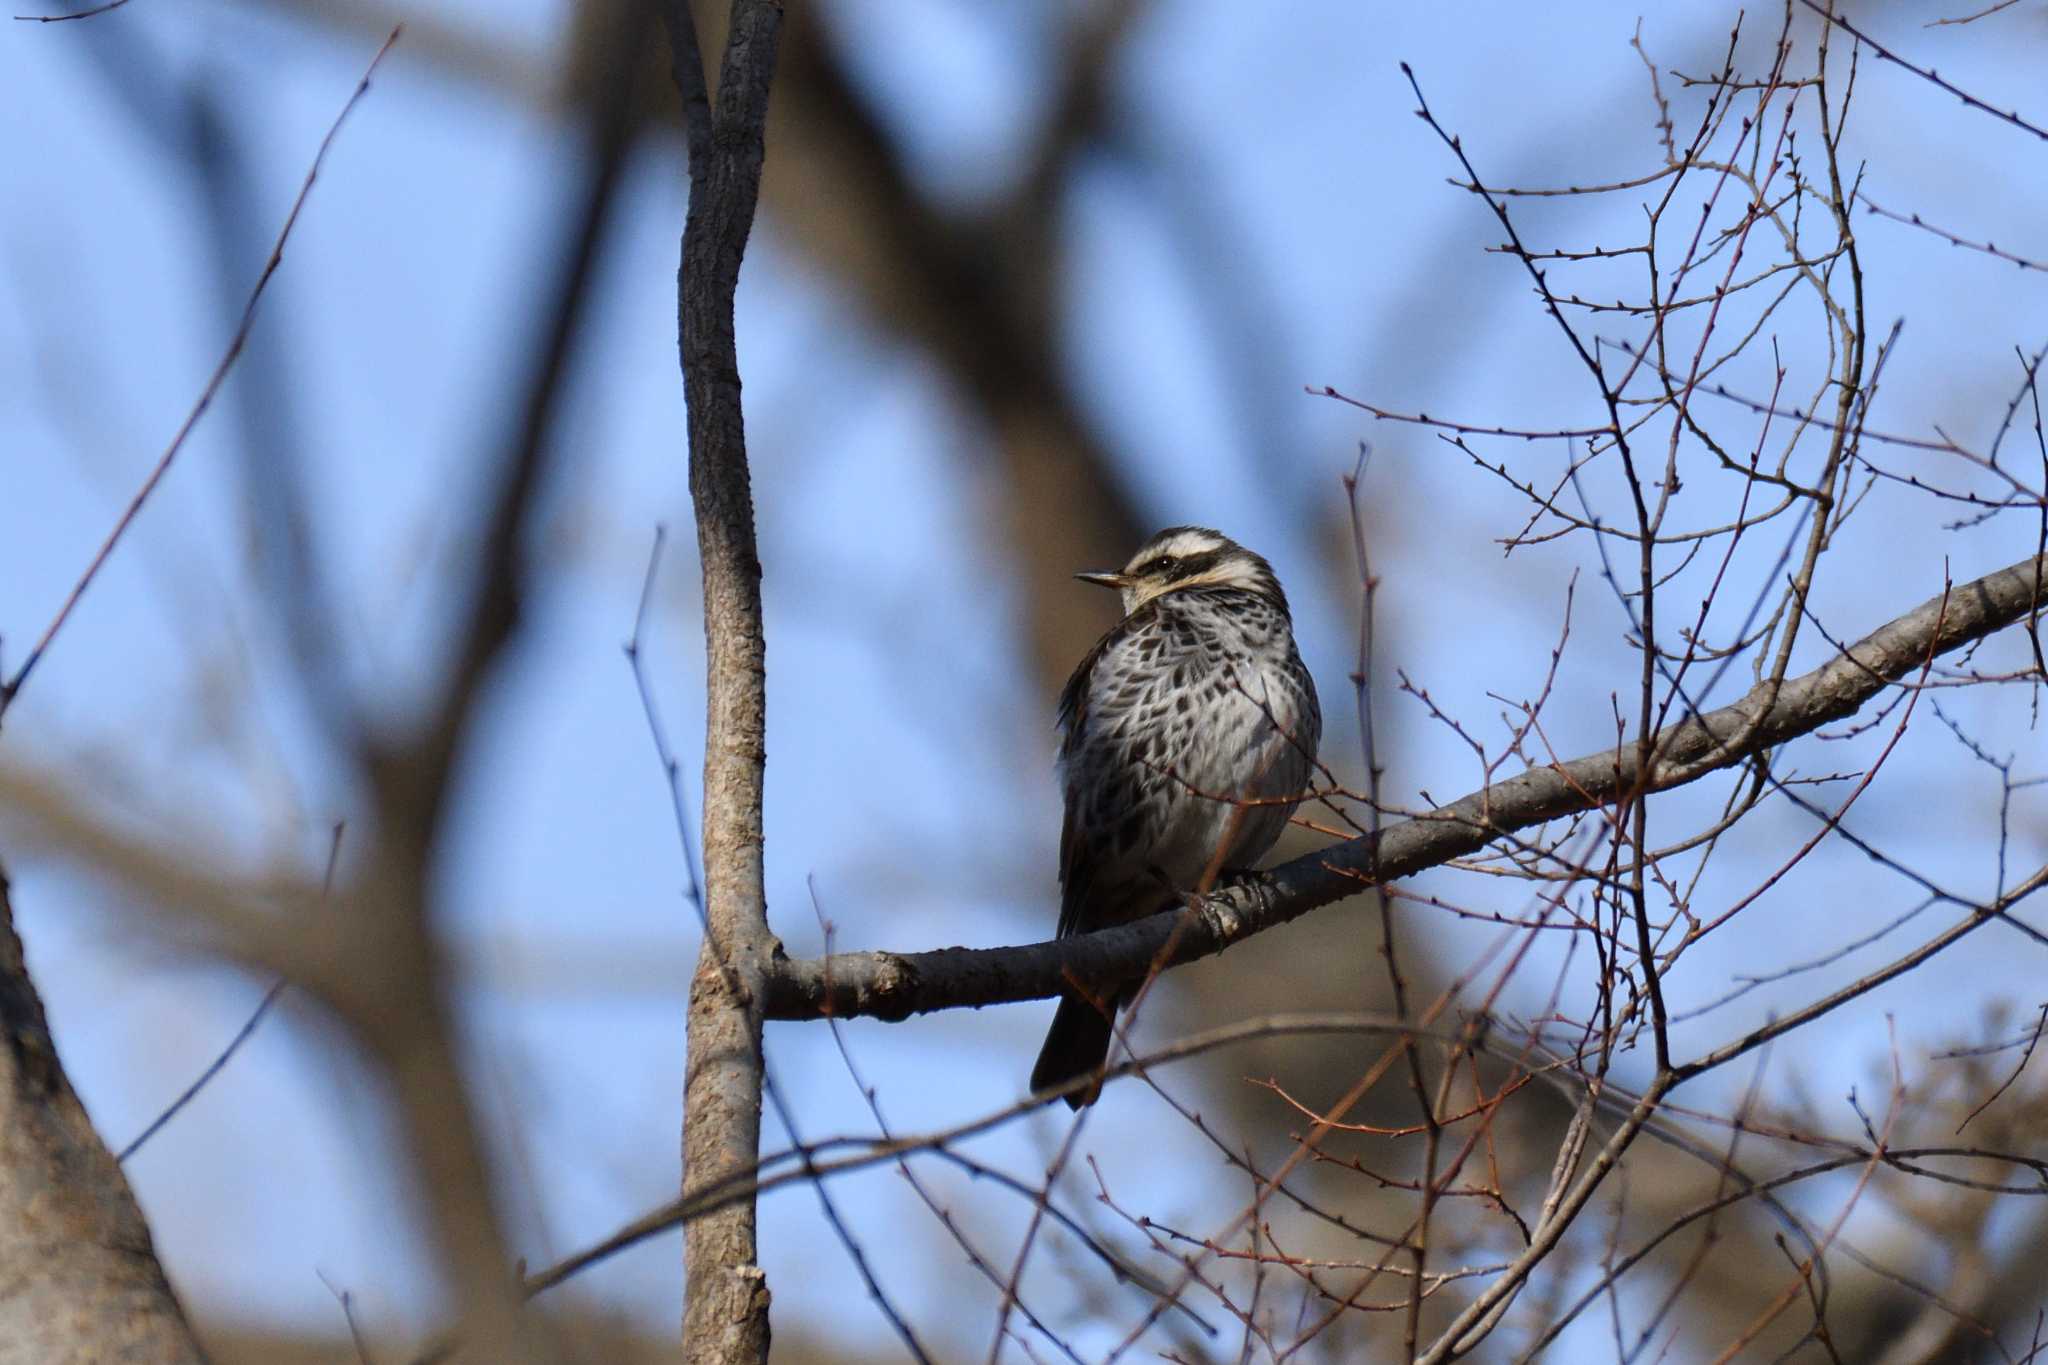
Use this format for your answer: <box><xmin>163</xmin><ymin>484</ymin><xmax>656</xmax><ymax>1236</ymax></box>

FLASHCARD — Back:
<box><xmin>0</xmin><ymin>862</ymin><xmax>207</xmax><ymax>1365</ymax></box>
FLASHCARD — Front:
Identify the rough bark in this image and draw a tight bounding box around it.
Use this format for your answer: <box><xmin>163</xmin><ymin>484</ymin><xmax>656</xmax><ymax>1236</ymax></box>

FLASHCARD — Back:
<box><xmin>662</xmin><ymin>3</ymin><xmax>784</xmax><ymax>1362</ymax></box>
<box><xmin>0</xmin><ymin>861</ymin><xmax>207</xmax><ymax>1365</ymax></box>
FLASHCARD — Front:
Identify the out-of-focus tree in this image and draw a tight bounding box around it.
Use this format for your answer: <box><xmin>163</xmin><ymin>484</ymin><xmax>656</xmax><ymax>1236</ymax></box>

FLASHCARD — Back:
<box><xmin>5</xmin><ymin>1</ymin><xmax>2048</xmax><ymax>1362</ymax></box>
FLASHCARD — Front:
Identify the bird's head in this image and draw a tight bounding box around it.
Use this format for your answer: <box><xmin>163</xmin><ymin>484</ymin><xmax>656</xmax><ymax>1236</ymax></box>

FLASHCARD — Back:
<box><xmin>1077</xmin><ymin>526</ymin><xmax>1289</xmax><ymax>616</ymax></box>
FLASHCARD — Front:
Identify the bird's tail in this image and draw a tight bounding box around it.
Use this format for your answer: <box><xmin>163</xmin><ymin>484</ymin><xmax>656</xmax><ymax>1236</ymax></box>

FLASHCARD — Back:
<box><xmin>1030</xmin><ymin>992</ymin><xmax>1119</xmax><ymax>1109</ymax></box>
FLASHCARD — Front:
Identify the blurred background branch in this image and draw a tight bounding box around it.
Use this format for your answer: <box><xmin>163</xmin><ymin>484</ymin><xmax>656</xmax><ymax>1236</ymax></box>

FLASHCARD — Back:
<box><xmin>6</xmin><ymin>0</ymin><xmax>2048</xmax><ymax>1360</ymax></box>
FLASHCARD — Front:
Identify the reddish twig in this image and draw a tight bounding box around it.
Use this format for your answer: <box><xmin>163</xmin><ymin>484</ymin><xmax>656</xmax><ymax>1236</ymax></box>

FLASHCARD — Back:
<box><xmin>0</xmin><ymin>27</ymin><xmax>403</xmax><ymax>724</ymax></box>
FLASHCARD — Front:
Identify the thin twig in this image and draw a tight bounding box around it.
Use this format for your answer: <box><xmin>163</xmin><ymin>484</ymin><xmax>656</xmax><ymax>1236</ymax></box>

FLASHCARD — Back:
<box><xmin>118</xmin><ymin>823</ymin><xmax>346</xmax><ymax>1163</ymax></box>
<box><xmin>0</xmin><ymin>27</ymin><xmax>403</xmax><ymax>725</ymax></box>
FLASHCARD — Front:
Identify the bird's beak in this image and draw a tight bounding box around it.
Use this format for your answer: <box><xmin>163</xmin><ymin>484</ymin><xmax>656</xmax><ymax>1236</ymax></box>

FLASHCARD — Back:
<box><xmin>1075</xmin><ymin>571</ymin><xmax>1128</xmax><ymax>590</ymax></box>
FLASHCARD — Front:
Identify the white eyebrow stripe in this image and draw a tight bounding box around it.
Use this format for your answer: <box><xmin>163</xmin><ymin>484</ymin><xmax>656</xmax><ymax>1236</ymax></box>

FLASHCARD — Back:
<box><xmin>1177</xmin><ymin>561</ymin><xmax>1264</xmax><ymax>592</ymax></box>
<box><xmin>1141</xmin><ymin>529</ymin><xmax>1226</xmax><ymax>565</ymax></box>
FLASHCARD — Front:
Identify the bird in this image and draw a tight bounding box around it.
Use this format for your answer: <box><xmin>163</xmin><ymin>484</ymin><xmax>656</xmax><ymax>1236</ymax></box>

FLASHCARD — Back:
<box><xmin>1031</xmin><ymin>526</ymin><xmax>1321</xmax><ymax>1108</ymax></box>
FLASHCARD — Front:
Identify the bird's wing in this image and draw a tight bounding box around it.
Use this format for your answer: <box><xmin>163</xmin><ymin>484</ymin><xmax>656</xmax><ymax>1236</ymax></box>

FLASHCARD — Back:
<box><xmin>1055</xmin><ymin>792</ymin><xmax>1095</xmax><ymax>943</ymax></box>
<box><xmin>1288</xmin><ymin>649</ymin><xmax>1324</xmax><ymax>777</ymax></box>
<box><xmin>1052</xmin><ymin>605</ymin><xmax>1154</xmax><ymax>941</ymax></box>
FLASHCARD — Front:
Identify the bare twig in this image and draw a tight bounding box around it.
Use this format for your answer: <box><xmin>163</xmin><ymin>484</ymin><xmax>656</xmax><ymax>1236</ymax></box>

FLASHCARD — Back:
<box><xmin>766</xmin><ymin>553</ymin><xmax>2048</xmax><ymax>1022</ymax></box>
<box><xmin>0</xmin><ymin>27</ymin><xmax>401</xmax><ymax>726</ymax></box>
<box><xmin>12</xmin><ymin>0</ymin><xmax>132</xmax><ymax>23</ymax></box>
<box><xmin>1800</xmin><ymin>0</ymin><xmax>2048</xmax><ymax>142</ymax></box>
<box><xmin>117</xmin><ymin>823</ymin><xmax>345</xmax><ymax>1163</ymax></box>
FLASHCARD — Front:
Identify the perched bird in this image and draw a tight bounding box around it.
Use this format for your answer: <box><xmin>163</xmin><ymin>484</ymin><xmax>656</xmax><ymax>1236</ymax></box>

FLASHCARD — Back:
<box><xmin>1031</xmin><ymin>526</ymin><xmax>1321</xmax><ymax>1107</ymax></box>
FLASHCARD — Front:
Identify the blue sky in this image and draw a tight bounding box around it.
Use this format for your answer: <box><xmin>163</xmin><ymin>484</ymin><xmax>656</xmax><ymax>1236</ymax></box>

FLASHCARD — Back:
<box><xmin>5</xmin><ymin>1</ymin><xmax>2048</xmax><ymax>1358</ymax></box>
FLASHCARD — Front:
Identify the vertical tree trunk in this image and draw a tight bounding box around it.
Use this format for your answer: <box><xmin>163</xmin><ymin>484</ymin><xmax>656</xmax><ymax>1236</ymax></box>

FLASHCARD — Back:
<box><xmin>665</xmin><ymin>3</ymin><xmax>785</xmax><ymax>1362</ymax></box>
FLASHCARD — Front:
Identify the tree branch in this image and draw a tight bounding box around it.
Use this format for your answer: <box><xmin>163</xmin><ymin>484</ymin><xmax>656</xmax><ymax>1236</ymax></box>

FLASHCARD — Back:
<box><xmin>765</xmin><ymin>7</ymin><xmax>1150</xmax><ymax>692</ymax></box>
<box><xmin>764</xmin><ymin>552</ymin><xmax>2048</xmax><ymax>1022</ymax></box>
<box><xmin>661</xmin><ymin>2</ymin><xmax>784</xmax><ymax>1362</ymax></box>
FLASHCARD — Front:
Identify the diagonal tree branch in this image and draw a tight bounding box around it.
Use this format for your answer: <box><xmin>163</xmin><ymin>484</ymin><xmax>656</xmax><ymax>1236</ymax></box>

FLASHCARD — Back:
<box><xmin>15</xmin><ymin>555</ymin><xmax>2045</xmax><ymax>1058</ymax></box>
<box><xmin>763</xmin><ymin>552</ymin><xmax>2048</xmax><ymax>1022</ymax></box>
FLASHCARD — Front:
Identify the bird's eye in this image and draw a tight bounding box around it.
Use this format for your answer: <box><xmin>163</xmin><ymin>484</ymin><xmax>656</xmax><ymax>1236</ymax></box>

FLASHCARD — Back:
<box><xmin>1150</xmin><ymin>555</ymin><xmax>1180</xmax><ymax>576</ymax></box>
